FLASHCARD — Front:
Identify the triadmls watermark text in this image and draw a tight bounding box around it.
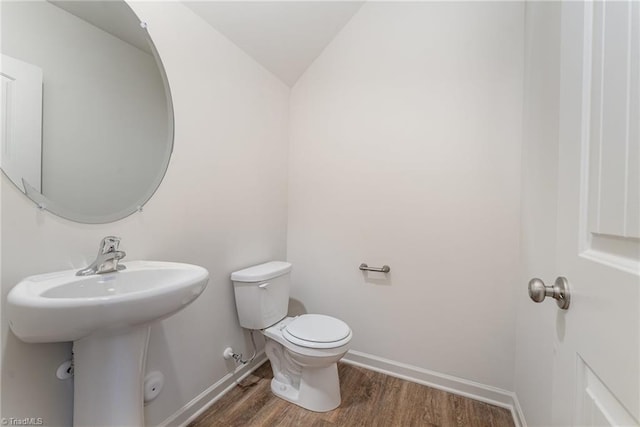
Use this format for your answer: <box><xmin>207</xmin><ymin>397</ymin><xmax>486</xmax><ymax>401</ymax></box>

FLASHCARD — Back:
<box><xmin>1</xmin><ymin>418</ymin><xmax>44</xmax><ymax>426</ymax></box>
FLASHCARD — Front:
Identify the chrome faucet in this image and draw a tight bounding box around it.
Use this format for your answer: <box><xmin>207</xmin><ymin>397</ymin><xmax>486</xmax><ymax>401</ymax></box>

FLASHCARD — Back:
<box><xmin>76</xmin><ymin>236</ymin><xmax>126</xmax><ymax>276</ymax></box>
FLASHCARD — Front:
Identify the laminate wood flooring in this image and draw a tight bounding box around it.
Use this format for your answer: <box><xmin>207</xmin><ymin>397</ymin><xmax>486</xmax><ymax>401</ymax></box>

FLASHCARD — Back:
<box><xmin>189</xmin><ymin>361</ymin><xmax>515</xmax><ymax>427</ymax></box>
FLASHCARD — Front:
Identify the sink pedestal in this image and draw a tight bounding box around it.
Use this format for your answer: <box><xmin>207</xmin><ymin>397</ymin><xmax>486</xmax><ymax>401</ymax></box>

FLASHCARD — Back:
<box><xmin>73</xmin><ymin>326</ymin><xmax>151</xmax><ymax>426</ymax></box>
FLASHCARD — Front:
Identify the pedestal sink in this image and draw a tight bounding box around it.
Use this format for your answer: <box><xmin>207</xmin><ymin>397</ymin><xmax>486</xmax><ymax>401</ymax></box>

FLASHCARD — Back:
<box><xmin>6</xmin><ymin>261</ymin><xmax>209</xmax><ymax>426</ymax></box>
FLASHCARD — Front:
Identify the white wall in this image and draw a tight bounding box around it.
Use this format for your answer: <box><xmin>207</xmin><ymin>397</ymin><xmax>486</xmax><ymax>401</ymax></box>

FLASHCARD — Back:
<box><xmin>513</xmin><ymin>3</ymin><xmax>561</xmax><ymax>426</ymax></box>
<box><xmin>1</xmin><ymin>2</ymin><xmax>289</xmax><ymax>425</ymax></box>
<box><xmin>287</xmin><ymin>2</ymin><xmax>524</xmax><ymax>391</ymax></box>
<box><xmin>2</xmin><ymin>1</ymin><xmax>168</xmax><ymax>219</ymax></box>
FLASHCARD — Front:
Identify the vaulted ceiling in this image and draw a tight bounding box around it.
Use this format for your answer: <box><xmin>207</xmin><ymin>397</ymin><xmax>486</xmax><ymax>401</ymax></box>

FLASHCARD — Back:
<box><xmin>182</xmin><ymin>1</ymin><xmax>364</xmax><ymax>87</ymax></box>
<box><xmin>50</xmin><ymin>0</ymin><xmax>364</xmax><ymax>88</ymax></box>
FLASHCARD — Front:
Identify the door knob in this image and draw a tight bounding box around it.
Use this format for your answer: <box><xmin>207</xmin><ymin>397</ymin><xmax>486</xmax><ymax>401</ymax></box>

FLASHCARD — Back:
<box><xmin>528</xmin><ymin>277</ymin><xmax>570</xmax><ymax>310</ymax></box>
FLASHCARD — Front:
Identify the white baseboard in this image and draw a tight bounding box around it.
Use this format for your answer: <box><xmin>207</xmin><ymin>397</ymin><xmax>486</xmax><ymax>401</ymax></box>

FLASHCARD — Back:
<box><xmin>158</xmin><ymin>351</ymin><xmax>268</xmax><ymax>427</ymax></box>
<box><xmin>342</xmin><ymin>350</ymin><xmax>527</xmax><ymax>427</ymax></box>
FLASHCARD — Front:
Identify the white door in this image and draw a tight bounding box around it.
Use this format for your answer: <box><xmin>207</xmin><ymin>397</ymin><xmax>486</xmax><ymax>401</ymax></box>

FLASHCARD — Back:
<box><xmin>553</xmin><ymin>1</ymin><xmax>639</xmax><ymax>425</ymax></box>
<box><xmin>0</xmin><ymin>54</ymin><xmax>43</xmax><ymax>193</ymax></box>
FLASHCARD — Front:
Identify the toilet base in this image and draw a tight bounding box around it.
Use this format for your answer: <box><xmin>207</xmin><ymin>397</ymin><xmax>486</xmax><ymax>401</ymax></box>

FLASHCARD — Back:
<box><xmin>270</xmin><ymin>362</ymin><xmax>341</xmax><ymax>412</ymax></box>
<box><xmin>262</xmin><ymin>319</ymin><xmax>350</xmax><ymax>413</ymax></box>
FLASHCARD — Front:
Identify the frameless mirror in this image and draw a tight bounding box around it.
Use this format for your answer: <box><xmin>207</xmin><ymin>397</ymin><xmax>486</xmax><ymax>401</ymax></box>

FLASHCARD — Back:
<box><xmin>1</xmin><ymin>0</ymin><xmax>173</xmax><ymax>223</ymax></box>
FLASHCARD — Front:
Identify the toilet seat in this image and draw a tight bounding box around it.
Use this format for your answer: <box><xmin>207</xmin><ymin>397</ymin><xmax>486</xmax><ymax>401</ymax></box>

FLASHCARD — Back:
<box><xmin>283</xmin><ymin>314</ymin><xmax>352</xmax><ymax>349</ymax></box>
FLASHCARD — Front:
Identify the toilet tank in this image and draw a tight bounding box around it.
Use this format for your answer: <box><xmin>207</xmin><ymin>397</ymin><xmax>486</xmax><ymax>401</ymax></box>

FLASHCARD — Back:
<box><xmin>230</xmin><ymin>261</ymin><xmax>292</xmax><ymax>330</ymax></box>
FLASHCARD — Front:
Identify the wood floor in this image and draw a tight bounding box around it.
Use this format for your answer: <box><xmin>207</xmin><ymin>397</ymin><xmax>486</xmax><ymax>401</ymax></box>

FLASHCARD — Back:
<box><xmin>189</xmin><ymin>361</ymin><xmax>515</xmax><ymax>427</ymax></box>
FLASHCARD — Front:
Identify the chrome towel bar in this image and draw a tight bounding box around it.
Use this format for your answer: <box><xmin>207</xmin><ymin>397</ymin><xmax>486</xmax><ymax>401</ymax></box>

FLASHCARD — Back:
<box><xmin>359</xmin><ymin>263</ymin><xmax>390</xmax><ymax>273</ymax></box>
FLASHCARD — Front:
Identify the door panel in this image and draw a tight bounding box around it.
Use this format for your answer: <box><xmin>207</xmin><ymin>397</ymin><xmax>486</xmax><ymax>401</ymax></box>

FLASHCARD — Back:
<box><xmin>576</xmin><ymin>357</ymin><xmax>638</xmax><ymax>426</ymax></box>
<box><xmin>555</xmin><ymin>1</ymin><xmax>640</xmax><ymax>425</ymax></box>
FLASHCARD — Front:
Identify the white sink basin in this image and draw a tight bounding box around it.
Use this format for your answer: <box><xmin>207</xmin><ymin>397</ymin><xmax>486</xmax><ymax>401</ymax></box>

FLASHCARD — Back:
<box><xmin>7</xmin><ymin>260</ymin><xmax>209</xmax><ymax>343</ymax></box>
<box><xmin>6</xmin><ymin>260</ymin><xmax>209</xmax><ymax>426</ymax></box>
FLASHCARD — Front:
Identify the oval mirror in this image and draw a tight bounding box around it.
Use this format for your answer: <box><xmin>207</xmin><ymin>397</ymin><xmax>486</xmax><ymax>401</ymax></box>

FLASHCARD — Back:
<box><xmin>1</xmin><ymin>0</ymin><xmax>173</xmax><ymax>223</ymax></box>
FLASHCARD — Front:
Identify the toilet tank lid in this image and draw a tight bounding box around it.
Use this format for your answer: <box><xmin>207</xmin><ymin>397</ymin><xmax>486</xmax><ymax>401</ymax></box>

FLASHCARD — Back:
<box><xmin>230</xmin><ymin>261</ymin><xmax>292</xmax><ymax>282</ymax></box>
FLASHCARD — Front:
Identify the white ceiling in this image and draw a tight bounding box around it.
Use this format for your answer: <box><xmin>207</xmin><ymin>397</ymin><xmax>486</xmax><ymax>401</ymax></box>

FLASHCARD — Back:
<box><xmin>182</xmin><ymin>1</ymin><xmax>364</xmax><ymax>87</ymax></box>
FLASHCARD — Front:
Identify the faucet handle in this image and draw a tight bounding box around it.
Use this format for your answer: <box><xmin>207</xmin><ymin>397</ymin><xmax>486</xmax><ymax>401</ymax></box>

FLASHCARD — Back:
<box><xmin>100</xmin><ymin>236</ymin><xmax>121</xmax><ymax>253</ymax></box>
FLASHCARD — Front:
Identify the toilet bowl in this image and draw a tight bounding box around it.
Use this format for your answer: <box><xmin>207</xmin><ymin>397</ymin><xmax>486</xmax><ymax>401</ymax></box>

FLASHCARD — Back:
<box><xmin>230</xmin><ymin>262</ymin><xmax>352</xmax><ymax>412</ymax></box>
<box><xmin>262</xmin><ymin>315</ymin><xmax>352</xmax><ymax>412</ymax></box>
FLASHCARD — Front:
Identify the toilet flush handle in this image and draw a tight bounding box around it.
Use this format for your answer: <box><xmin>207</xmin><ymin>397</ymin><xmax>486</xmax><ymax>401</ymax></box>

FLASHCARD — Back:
<box><xmin>258</xmin><ymin>282</ymin><xmax>270</xmax><ymax>289</ymax></box>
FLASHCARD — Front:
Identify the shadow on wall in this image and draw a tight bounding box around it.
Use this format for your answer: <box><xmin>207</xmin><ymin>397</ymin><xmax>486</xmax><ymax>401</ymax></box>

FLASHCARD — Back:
<box><xmin>1</xmin><ymin>331</ymin><xmax>74</xmax><ymax>423</ymax></box>
<box><xmin>361</xmin><ymin>271</ymin><xmax>392</xmax><ymax>287</ymax></box>
<box><xmin>288</xmin><ymin>298</ymin><xmax>308</xmax><ymax>317</ymax></box>
<box><xmin>145</xmin><ymin>325</ymin><xmax>182</xmax><ymax>409</ymax></box>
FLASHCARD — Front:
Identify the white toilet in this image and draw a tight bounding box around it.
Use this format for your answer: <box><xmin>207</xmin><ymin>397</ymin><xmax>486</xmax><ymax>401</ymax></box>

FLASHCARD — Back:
<box><xmin>231</xmin><ymin>261</ymin><xmax>352</xmax><ymax>412</ymax></box>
